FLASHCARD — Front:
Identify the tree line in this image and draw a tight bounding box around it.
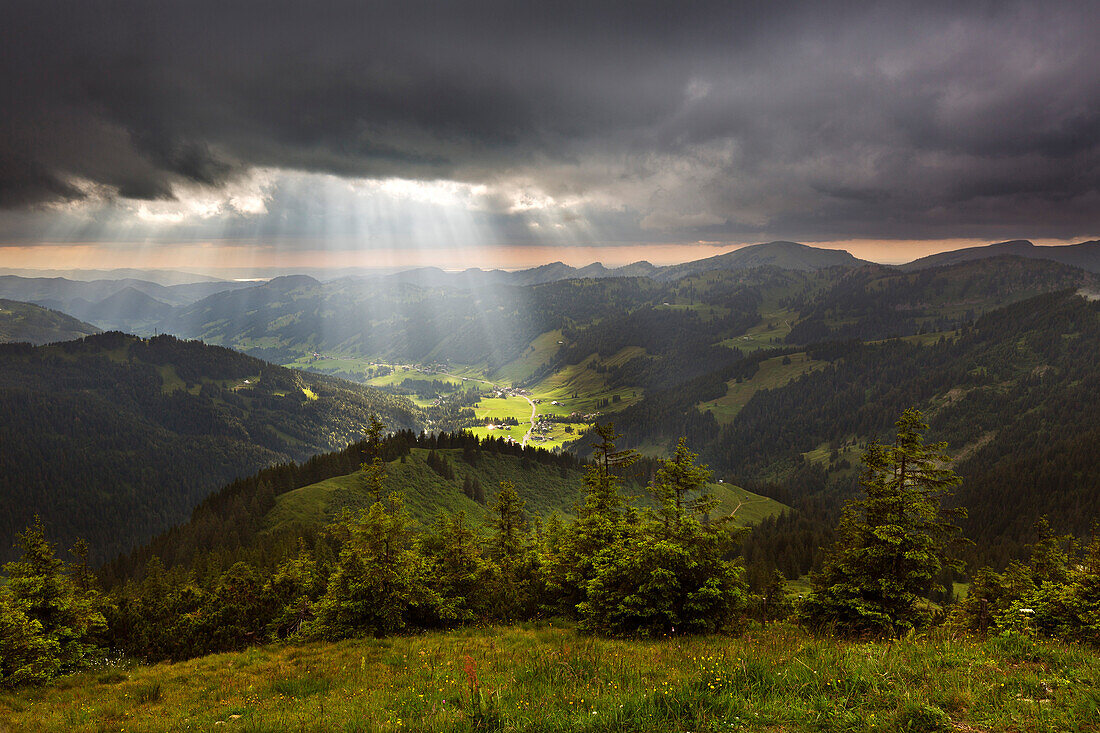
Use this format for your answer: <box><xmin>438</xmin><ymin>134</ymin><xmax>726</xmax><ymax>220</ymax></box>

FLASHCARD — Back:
<box><xmin>1</xmin><ymin>421</ymin><xmax>748</xmax><ymax>684</ymax></box>
<box><xmin>5</xmin><ymin>409</ymin><xmax>1099</xmax><ymax>690</ymax></box>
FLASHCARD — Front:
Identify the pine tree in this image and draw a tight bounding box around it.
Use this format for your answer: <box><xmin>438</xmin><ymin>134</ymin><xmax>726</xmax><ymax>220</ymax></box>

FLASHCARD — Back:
<box><xmin>800</xmin><ymin>408</ymin><xmax>965</xmax><ymax>635</ymax></box>
<box><xmin>265</xmin><ymin>541</ymin><xmax>324</xmax><ymax>638</ymax></box>
<box><xmin>544</xmin><ymin>423</ymin><xmax>637</xmax><ymax>616</ymax></box>
<box><xmin>1</xmin><ymin>518</ymin><xmax>105</xmax><ymax>683</ymax></box>
<box><xmin>482</xmin><ymin>482</ymin><xmax>540</xmax><ymax>620</ymax></box>
<box><xmin>423</xmin><ymin>512</ymin><xmax>496</xmax><ymax>623</ymax></box>
<box><xmin>0</xmin><ymin>589</ymin><xmax>57</xmax><ymax>688</ymax></box>
<box><xmin>362</xmin><ymin>415</ymin><xmax>388</xmax><ymax>503</ymax></box>
<box><xmin>308</xmin><ymin>495</ymin><xmax>442</xmax><ymax>639</ymax></box>
<box><xmin>649</xmin><ymin>438</ymin><xmax>717</xmax><ymax>536</ymax></box>
<box><xmin>487</xmin><ymin>482</ymin><xmax>528</xmax><ymax>564</ymax></box>
<box><xmin>580</xmin><ymin>423</ymin><xmax>638</xmax><ymax>520</ymax></box>
<box><xmin>579</xmin><ymin>438</ymin><xmax>745</xmax><ymax>636</ymax></box>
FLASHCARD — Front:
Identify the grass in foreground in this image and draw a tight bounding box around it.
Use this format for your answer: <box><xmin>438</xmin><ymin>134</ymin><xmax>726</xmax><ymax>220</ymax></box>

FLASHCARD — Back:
<box><xmin>4</xmin><ymin>624</ymin><xmax>1099</xmax><ymax>732</ymax></box>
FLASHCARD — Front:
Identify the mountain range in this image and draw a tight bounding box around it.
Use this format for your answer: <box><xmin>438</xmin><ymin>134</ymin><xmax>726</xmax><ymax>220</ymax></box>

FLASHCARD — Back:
<box><xmin>4</xmin><ymin>237</ymin><xmax>1100</xmax><ymax>572</ymax></box>
<box><xmin>3</xmin><ymin>239</ymin><xmax>1098</xmax><ymax>339</ymax></box>
<box><xmin>903</xmin><ymin>239</ymin><xmax>1100</xmax><ymax>273</ymax></box>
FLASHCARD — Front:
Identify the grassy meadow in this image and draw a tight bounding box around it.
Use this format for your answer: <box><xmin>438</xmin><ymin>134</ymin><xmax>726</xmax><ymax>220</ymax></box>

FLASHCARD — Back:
<box><xmin>263</xmin><ymin>448</ymin><xmax>586</xmax><ymax>532</ymax></box>
<box><xmin>260</xmin><ymin>448</ymin><xmax>782</xmax><ymax>535</ymax></box>
<box><xmin>283</xmin><ymin>346</ymin><xmax>637</xmax><ymax>451</ymax></box>
<box><xmin>697</xmin><ymin>352</ymin><xmax>824</xmax><ymax>424</ymax></box>
<box><xmin>5</xmin><ymin>624</ymin><xmax>1100</xmax><ymax>732</ymax></box>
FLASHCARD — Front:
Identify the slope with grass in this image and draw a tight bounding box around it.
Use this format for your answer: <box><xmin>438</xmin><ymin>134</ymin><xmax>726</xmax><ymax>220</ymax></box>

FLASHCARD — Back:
<box><xmin>5</xmin><ymin>624</ymin><xmax>1099</xmax><ymax>732</ymax></box>
<box><xmin>697</xmin><ymin>351</ymin><xmax>823</xmax><ymax>424</ymax></box>
<box><xmin>265</xmin><ymin>448</ymin><xmax>586</xmax><ymax>533</ymax></box>
<box><xmin>263</xmin><ymin>447</ymin><xmax>784</xmax><ymax>537</ymax></box>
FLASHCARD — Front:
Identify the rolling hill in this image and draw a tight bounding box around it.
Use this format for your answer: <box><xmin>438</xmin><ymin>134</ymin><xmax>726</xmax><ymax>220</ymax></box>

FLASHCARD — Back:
<box><xmin>0</xmin><ymin>298</ymin><xmax>101</xmax><ymax>344</ymax></box>
<box><xmin>7</xmin><ymin>247</ymin><xmax>1100</xmax><ymax>574</ymax></box>
<box><xmin>0</xmin><ymin>332</ymin><xmax>425</xmax><ymax>562</ymax></box>
<box><xmin>605</xmin><ymin>288</ymin><xmax>1100</xmax><ymax>570</ymax></box>
<box><xmin>654</xmin><ymin>241</ymin><xmax>869</xmax><ymax>280</ymax></box>
<box><xmin>109</xmin><ymin>429</ymin><xmax>787</xmax><ymax>582</ymax></box>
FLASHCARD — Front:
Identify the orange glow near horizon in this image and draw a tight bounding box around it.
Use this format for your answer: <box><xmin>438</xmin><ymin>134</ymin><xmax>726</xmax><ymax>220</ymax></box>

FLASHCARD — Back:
<box><xmin>1</xmin><ymin>237</ymin><xmax>1095</xmax><ymax>274</ymax></box>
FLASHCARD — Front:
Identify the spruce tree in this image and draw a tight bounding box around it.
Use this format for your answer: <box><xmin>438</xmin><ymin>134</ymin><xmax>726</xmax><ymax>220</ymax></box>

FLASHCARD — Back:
<box><xmin>362</xmin><ymin>415</ymin><xmax>388</xmax><ymax>503</ymax></box>
<box><xmin>545</xmin><ymin>423</ymin><xmax>637</xmax><ymax>616</ymax></box>
<box><xmin>1</xmin><ymin>518</ymin><xmax>105</xmax><ymax>683</ymax></box>
<box><xmin>265</xmin><ymin>541</ymin><xmax>324</xmax><ymax>638</ymax></box>
<box><xmin>579</xmin><ymin>438</ymin><xmax>745</xmax><ymax>636</ymax></box>
<box><xmin>649</xmin><ymin>437</ymin><xmax>718</xmax><ymax>536</ymax></box>
<box><xmin>487</xmin><ymin>482</ymin><xmax>528</xmax><ymax>564</ymax></box>
<box><xmin>485</xmin><ymin>482</ymin><xmax>540</xmax><ymax>619</ymax></box>
<box><xmin>423</xmin><ymin>512</ymin><xmax>495</xmax><ymax>623</ymax></box>
<box><xmin>308</xmin><ymin>495</ymin><xmax>442</xmax><ymax>639</ymax></box>
<box><xmin>800</xmin><ymin>408</ymin><xmax>965</xmax><ymax>636</ymax></box>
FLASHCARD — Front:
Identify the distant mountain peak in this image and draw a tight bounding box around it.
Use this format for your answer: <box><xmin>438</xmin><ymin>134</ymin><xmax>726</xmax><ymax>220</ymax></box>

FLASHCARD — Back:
<box><xmin>652</xmin><ymin>241</ymin><xmax>868</xmax><ymax>281</ymax></box>
<box><xmin>266</xmin><ymin>274</ymin><xmax>322</xmax><ymax>290</ymax></box>
<box><xmin>902</xmin><ymin>239</ymin><xmax>1100</xmax><ymax>273</ymax></box>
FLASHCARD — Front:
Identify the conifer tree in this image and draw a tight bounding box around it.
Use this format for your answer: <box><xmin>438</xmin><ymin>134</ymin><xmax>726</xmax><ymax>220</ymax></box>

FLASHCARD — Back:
<box><xmin>800</xmin><ymin>408</ymin><xmax>965</xmax><ymax>635</ymax></box>
<box><xmin>423</xmin><ymin>512</ymin><xmax>495</xmax><ymax>622</ymax></box>
<box><xmin>579</xmin><ymin>438</ymin><xmax>745</xmax><ymax>636</ymax></box>
<box><xmin>580</xmin><ymin>423</ymin><xmax>638</xmax><ymax>520</ymax></box>
<box><xmin>0</xmin><ymin>588</ymin><xmax>56</xmax><ymax>688</ymax></box>
<box><xmin>265</xmin><ymin>541</ymin><xmax>324</xmax><ymax>638</ymax></box>
<box><xmin>362</xmin><ymin>414</ymin><xmax>388</xmax><ymax>503</ymax></box>
<box><xmin>649</xmin><ymin>437</ymin><xmax>718</xmax><ymax>536</ymax></box>
<box><xmin>487</xmin><ymin>482</ymin><xmax>528</xmax><ymax>564</ymax></box>
<box><xmin>545</xmin><ymin>423</ymin><xmax>637</xmax><ymax>616</ymax></box>
<box><xmin>0</xmin><ymin>518</ymin><xmax>105</xmax><ymax>683</ymax></box>
<box><xmin>308</xmin><ymin>495</ymin><xmax>442</xmax><ymax>639</ymax></box>
<box><xmin>484</xmin><ymin>482</ymin><xmax>541</xmax><ymax>619</ymax></box>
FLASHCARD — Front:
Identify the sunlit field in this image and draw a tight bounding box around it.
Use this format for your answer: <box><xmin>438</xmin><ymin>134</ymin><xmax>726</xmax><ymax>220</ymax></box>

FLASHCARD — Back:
<box><xmin>697</xmin><ymin>351</ymin><xmax>823</xmax><ymax>424</ymax></box>
<box><xmin>281</xmin><ymin>350</ymin><xmax>639</xmax><ymax>451</ymax></box>
<box><xmin>5</xmin><ymin>624</ymin><xmax>1100</xmax><ymax>732</ymax></box>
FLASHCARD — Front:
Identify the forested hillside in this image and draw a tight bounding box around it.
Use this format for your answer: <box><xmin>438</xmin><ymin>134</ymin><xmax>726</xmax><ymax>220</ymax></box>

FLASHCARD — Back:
<box><xmin>152</xmin><ymin>244</ymin><xmax>863</xmax><ymax>369</ymax></box>
<box><xmin>106</xmin><ymin>428</ymin><xmax>783</xmax><ymax>583</ymax></box>
<box><xmin>0</xmin><ymin>333</ymin><xmax>424</xmax><ymax>561</ymax></box>
<box><xmin>142</xmin><ymin>254</ymin><xmax>1100</xmax><ymax>575</ymax></box>
<box><xmin>611</xmin><ymin>289</ymin><xmax>1100</xmax><ymax>574</ymax></box>
<box><xmin>0</xmin><ymin>298</ymin><xmax>101</xmax><ymax>344</ymax></box>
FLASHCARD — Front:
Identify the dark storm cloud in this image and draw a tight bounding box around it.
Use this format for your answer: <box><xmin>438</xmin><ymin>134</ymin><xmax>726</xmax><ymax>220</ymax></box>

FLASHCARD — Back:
<box><xmin>1</xmin><ymin>0</ymin><xmax>1098</xmax><ymax>240</ymax></box>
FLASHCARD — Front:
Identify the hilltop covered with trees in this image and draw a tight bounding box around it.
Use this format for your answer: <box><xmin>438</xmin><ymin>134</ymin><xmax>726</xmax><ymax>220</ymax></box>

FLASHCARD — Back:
<box><xmin>0</xmin><ymin>333</ymin><xmax>424</xmax><ymax>562</ymax></box>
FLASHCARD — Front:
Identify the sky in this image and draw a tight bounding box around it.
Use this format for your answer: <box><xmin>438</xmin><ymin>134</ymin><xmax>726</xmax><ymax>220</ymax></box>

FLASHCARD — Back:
<box><xmin>1</xmin><ymin>0</ymin><xmax>1098</xmax><ymax>272</ymax></box>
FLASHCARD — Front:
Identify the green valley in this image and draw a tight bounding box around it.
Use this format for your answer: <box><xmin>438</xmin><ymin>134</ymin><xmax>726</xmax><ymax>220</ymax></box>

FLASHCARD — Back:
<box><xmin>6</xmin><ymin>2</ymin><xmax>1100</xmax><ymax>725</ymax></box>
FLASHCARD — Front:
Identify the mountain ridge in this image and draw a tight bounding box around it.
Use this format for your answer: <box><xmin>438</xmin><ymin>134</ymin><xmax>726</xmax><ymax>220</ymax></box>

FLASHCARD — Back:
<box><xmin>0</xmin><ymin>332</ymin><xmax>426</xmax><ymax>561</ymax></box>
<box><xmin>902</xmin><ymin>239</ymin><xmax>1100</xmax><ymax>273</ymax></box>
<box><xmin>0</xmin><ymin>299</ymin><xmax>102</xmax><ymax>344</ymax></box>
